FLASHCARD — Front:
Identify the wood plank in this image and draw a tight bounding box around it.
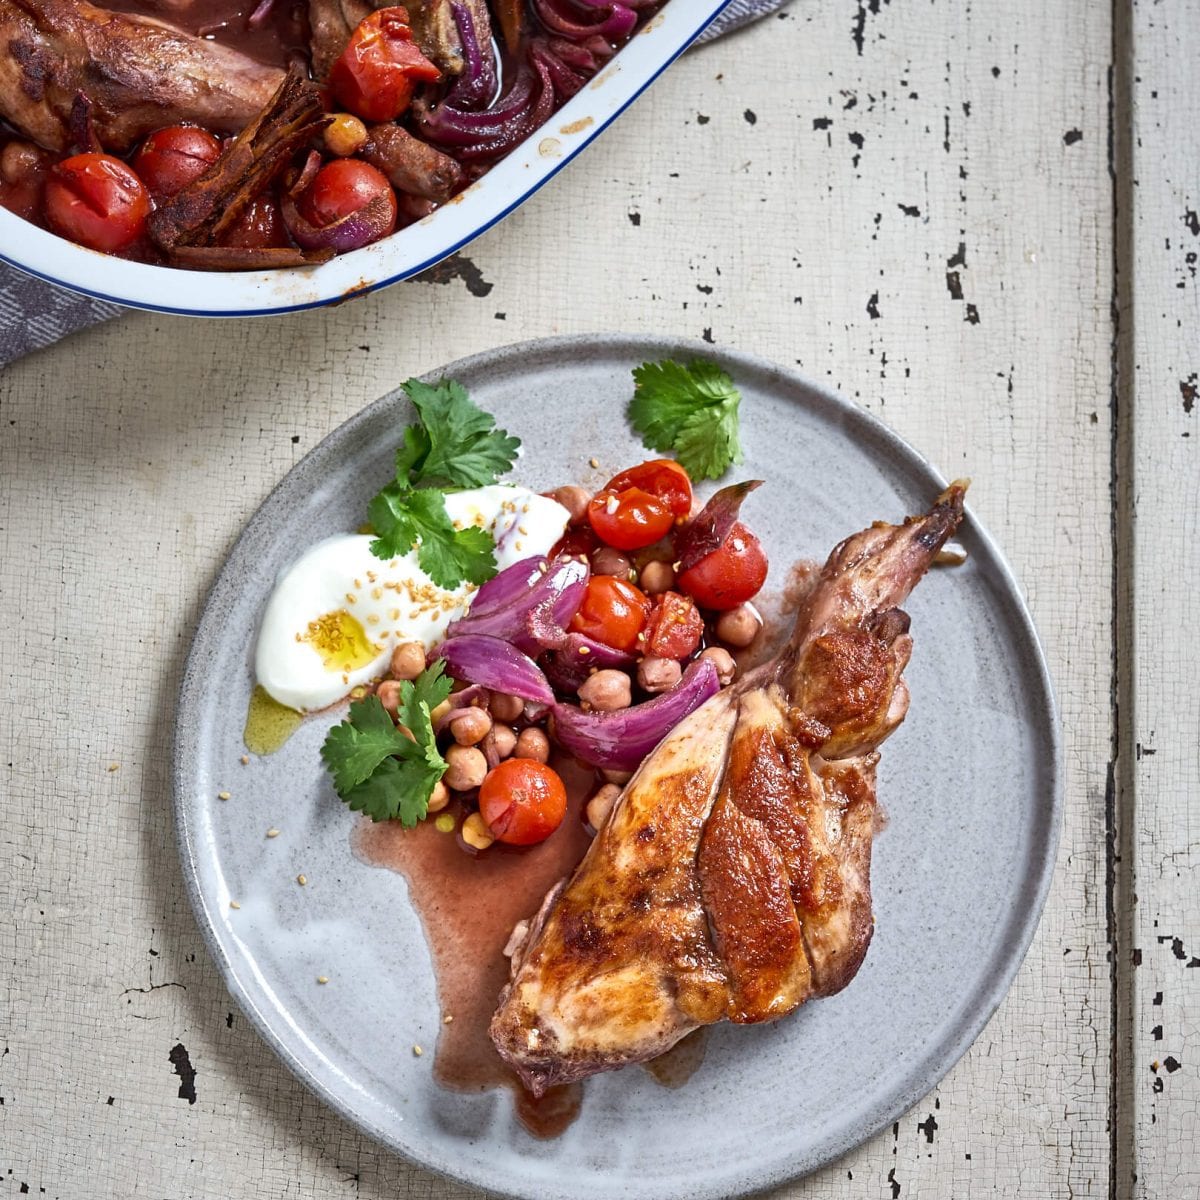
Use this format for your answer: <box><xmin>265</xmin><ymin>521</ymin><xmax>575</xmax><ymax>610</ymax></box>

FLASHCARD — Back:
<box><xmin>0</xmin><ymin>1</ymin><xmax>1113</xmax><ymax>1195</ymax></box>
<box><xmin>1116</xmin><ymin>1</ymin><xmax>1200</xmax><ymax>1194</ymax></box>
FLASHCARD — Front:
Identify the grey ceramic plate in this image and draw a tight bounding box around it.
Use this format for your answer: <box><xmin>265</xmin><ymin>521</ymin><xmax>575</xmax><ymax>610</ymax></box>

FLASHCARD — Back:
<box><xmin>173</xmin><ymin>334</ymin><xmax>1061</xmax><ymax>1200</ymax></box>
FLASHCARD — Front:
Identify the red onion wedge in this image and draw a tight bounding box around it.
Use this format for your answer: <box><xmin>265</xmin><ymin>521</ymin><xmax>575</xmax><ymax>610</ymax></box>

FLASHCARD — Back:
<box><xmin>447</xmin><ymin>555</ymin><xmax>587</xmax><ymax>653</ymax></box>
<box><xmin>435</xmin><ymin>635</ymin><xmax>556</xmax><ymax>705</ymax></box>
<box><xmin>532</xmin><ymin>0</ymin><xmax>638</xmax><ymax>41</ymax></box>
<box><xmin>674</xmin><ymin>481</ymin><xmax>763</xmax><ymax>572</ymax></box>
<box><xmin>551</xmin><ymin>658</ymin><xmax>720</xmax><ymax>770</ymax></box>
<box><xmin>281</xmin><ymin>189</ymin><xmax>397</xmax><ymax>252</ymax></box>
<box><xmin>543</xmin><ymin>631</ymin><xmax>635</xmax><ymax>693</ymax></box>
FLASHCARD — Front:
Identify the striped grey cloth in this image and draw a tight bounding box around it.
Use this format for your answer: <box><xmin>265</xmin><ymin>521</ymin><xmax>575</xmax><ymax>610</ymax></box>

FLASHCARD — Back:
<box><xmin>0</xmin><ymin>0</ymin><xmax>789</xmax><ymax>365</ymax></box>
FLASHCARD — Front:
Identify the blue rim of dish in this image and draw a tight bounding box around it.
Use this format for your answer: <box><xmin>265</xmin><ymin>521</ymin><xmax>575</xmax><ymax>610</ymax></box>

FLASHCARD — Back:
<box><xmin>172</xmin><ymin>332</ymin><xmax>1064</xmax><ymax>1200</ymax></box>
<box><xmin>0</xmin><ymin>2</ymin><xmax>737</xmax><ymax>319</ymax></box>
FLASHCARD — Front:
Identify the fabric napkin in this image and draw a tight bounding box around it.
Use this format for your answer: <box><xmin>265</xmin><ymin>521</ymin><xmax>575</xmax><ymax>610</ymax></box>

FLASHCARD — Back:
<box><xmin>0</xmin><ymin>0</ymin><xmax>789</xmax><ymax>366</ymax></box>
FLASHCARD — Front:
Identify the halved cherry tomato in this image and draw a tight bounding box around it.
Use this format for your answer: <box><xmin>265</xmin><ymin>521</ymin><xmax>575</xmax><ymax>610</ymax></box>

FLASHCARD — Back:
<box><xmin>676</xmin><ymin>522</ymin><xmax>768</xmax><ymax>611</ymax></box>
<box><xmin>478</xmin><ymin>759</ymin><xmax>567</xmax><ymax>846</ymax></box>
<box><xmin>133</xmin><ymin>125</ymin><xmax>221</xmax><ymax>200</ymax></box>
<box><xmin>329</xmin><ymin>8</ymin><xmax>441</xmax><ymax>123</ymax></box>
<box><xmin>644</xmin><ymin>591</ymin><xmax>704</xmax><ymax>660</ymax></box>
<box><xmin>569</xmin><ymin>575</ymin><xmax>651</xmax><ymax>653</ymax></box>
<box><xmin>297</xmin><ymin>159</ymin><xmax>397</xmax><ymax>233</ymax></box>
<box><xmin>45</xmin><ymin>154</ymin><xmax>150</xmax><ymax>253</ymax></box>
<box><xmin>604</xmin><ymin>460</ymin><xmax>692</xmax><ymax>519</ymax></box>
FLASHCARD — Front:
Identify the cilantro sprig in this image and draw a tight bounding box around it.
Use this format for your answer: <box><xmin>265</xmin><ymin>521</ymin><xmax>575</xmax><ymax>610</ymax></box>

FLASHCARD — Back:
<box><xmin>320</xmin><ymin>662</ymin><xmax>454</xmax><ymax>825</ymax></box>
<box><xmin>628</xmin><ymin>359</ymin><xmax>743</xmax><ymax>481</ymax></box>
<box><xmin>367</xmin><ymin>378</ymin><xmax>520</xmax><ymax>587</ymax></box>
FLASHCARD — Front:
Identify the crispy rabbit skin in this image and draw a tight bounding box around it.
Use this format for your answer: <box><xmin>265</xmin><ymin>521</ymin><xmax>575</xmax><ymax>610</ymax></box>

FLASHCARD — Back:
<box><xmin>0</xmin><ymin>0</ymin><xmax>283</xmax><ymax>152</ymax></box>
<box><xmin>491</xmin><ymin>484</ymin><xmax>967</xmax><ymax>1096</ymax></box>
<box><xmin>490</xmin><ymin>694</ymin><xmax>738</xmax><ymax>1095</ymax></box>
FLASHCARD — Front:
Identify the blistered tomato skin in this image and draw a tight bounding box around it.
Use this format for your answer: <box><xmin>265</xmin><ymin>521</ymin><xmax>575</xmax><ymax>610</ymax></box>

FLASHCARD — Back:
<box><xmin>603</xmin><ymin>460</ymin><xmax>693</xmax><ymax>518</ymax></box>
<box><xmin>676</xmin><ymin>522</ymin><xmax>769</xmax><ymax>611</ymax></box>
<box><xmin>569</xmin><ymin>575</ymin><xmax>651</xmax><ymax>653</ymax></box>
<box><xmin>329</xmin><ymin>8</ymin><xmax>441</xmax><ymax>123</ymax></box>
<box><xmin>588</xmin><ymin>486</ymin><xmax>674</xmax><ymax>551</ymax></box>
<box><xmin>45</xmin><ymin>154</ymin><xmax>150</xmax><ymax>253</ymax></box>
<box><xmin>478</xmin><ymin>759</ymin><xmax>568</xmax><ymax>846</ymax></box>
<box><xmin>133</xmin><ymin>126</ymin><xmax>221</xmax><ymax>200</ymax></box>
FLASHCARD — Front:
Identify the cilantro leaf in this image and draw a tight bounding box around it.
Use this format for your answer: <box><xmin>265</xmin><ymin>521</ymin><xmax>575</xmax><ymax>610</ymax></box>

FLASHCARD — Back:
<box><xmin>628</xmin><ymin>358</ymin><xmax>744</xmax><ymax>481</ymax></box>
<box><xmin>340</xmin><ymin>755</ymin><xmax>443</xmax><ymax>827</ymax></box>
<box><xmin>321</xmin><ymin>668</ymin><xmax>452</xmax><ymax>826</ymax></box>
<box><xmin>400</xmin><ymin>378</ymin><xmax>520</xmax><ymax>489</ymax></box>
<box><xmin>319</xmin><ymin>695</ymin><xmax>411</xmax><ymax>795</ymax></box>
<box><xmin>368</xmin><ymin>485</ymin><xmax>497</xmax><ymax>587</ymax></box>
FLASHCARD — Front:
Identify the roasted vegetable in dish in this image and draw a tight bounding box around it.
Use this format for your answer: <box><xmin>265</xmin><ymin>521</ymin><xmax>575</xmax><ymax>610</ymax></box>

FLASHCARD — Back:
<box><xmin>0</xmin><ymin>0</ymin><xmax>666</xmax><ymax>268</ymax></box>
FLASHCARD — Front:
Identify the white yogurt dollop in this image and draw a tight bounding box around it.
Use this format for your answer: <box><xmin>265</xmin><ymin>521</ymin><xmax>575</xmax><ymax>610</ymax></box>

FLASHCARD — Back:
<box><xmin>255</xmin><ymin>485</ymin><xmax>569</xmax><ymax>712</ymax></box>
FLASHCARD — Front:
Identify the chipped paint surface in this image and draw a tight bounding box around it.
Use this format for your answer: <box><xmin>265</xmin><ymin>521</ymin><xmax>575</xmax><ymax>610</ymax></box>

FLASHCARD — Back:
<box><xmin>0</xmin><ymin>0</ymin><xmax>1180</xmax><ymax>1196</ymax></box>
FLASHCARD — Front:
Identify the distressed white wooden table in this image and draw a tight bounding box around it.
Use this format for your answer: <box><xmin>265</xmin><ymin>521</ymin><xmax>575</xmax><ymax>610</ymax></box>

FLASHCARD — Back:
<box><xmin>1</xmin><ymin>1</ymin><xmax>1195</xmax><ymax>1196</ymax></box>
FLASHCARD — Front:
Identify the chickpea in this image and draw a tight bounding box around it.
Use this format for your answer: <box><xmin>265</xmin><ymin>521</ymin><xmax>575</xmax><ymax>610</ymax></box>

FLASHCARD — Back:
<box><xmin>586</xmin><ymin>783</ymin><xmax>622</xmax><ymax>831</ymax></box>
<box><xmin>451</xmin><ymin>707</ymin><xmax>492</xmax><ymax>746</ymax></box>
<box><xmin>426</xmin><ymin>781</ymin><xmax>450</xmax><ymax>814</ymax></box>
<box><xmin>489</xmin><ymin>691</ymin><xmax>525</xmax><ymax>722</ymax></box>
<box><xmin>637</xmin><ymin>655</ymin><xmax>682</xmax><ymax>694</ymax></box>
<box><xmin>491</xmin><ymin>724</ymin><xmax>517</xmax><ymax>759</ymax></box>
<box><xmin>591</xmin><ymin>547</ymin><xmax>632</xmax><ymax>578</ymax></box>
<box><xmin>550</xmin><ymin>485</ymin><xmax>592</xmax><ymax>525</ymax></box>
<box><xmin>376</xmin><ymin>679</ymin><xmax>402</xmax><ymax>717</ymax></box>
<box><xmin>514</xmin><ymin>726</ymin><xmax>551</xmax><ymax>763</ymax></box>
<box><xmin>700</xmin><ymin>645</ymin><xmax>737</xmax><ymax>686</ymax></box>
<box><xmin>324</xmin><ymin>112</ymin><xmax>368</xmax><ymax>157</ymax></box>
<box><xmin>601</xmin><ymin>767</ymin><xmax>634</xmax><ymax>786</ymax></box>
<box><xmin>429</xmin><ymin>698</ymin><xmax>453</xmax><ymax>727</ymax></box>
<box><xmin>715</xmin><ymin>603</ymin><xmax>763</xmax><ymax>649</ymax></box>
<box><xmin>638</xmin><ymin>560</ymin><xmax>675</xmax><ymax>595</ymax></box>
<box><xmin>390</xmin><ymin>640</ymin><xmax>426</xmax><ymax>681</ymax></box>
<box><xmin>578</xmin><ymin>669</ymin><xmax>632</xmax><ymax>712</ymax></box>
<box><xmin>461</xmin><ymin>811</ymin><xmax>494</xmax><ymax>851</ymax></box>
<box><xmin>443</xmin><ymin>745</ymin><xmax>487</xmax><ymax>791</ymax></box>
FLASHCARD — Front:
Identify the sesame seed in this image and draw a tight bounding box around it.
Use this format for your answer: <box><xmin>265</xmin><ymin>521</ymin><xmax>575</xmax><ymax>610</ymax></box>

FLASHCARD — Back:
<box><xmin>229</xmin><ymin>900</ymin><xmax>241</xmax><ymax>910</ymax></box>
<box><xmin>317</xmin><ymin>975</ymin><xmax>329</xmax><ymax>985</ymax></box>
<box><xmin>218</xmin><ymin>791</ymin><xmax>231</xmax><ymax>800</ymax></box>
<box><xmin>296</xmin><ymin>874</ymin><xmax>307</xmax><ymax>886</ymax></box>
<box><xmin>443</xmin><ymin>1014</ymin><xmax>454</xmax><ymax>1024</ymax></box>
<box><xmin>345</xmin><ymin>592</ymin><xmax>357</xmax><ymax>605</ymax></box>
<box><xmin>240</xmin><ymin>755</ymin><xmax>250</xmax><ymax>765</ymax></box>
<box><xmin>266</xmin><ymin>828</ymin><xmax>280</xmax><ymax>838</ymax></box>
<box><xmin>589</xmin><ymin>457</ymin><xmax>600</xmax><ymax>468</ymax></box>
<box><xmin>412</xmin><ymin>1044</ymin><xmax>424</xmax><ymax>1057</ymax></box>
<box><xmin>107</xmin><ymin>762</ymin><xmax>120</xmax><ymax>773</ymax></box>
<box><xmin>518</xmin><ymin>525</ymin><xmax>529</xmax><ymax>535</ymax></box>
<box><xmin>578</xmin><ymin>646</ymin><xmax>591</xmax><ymax>655</ymax></box>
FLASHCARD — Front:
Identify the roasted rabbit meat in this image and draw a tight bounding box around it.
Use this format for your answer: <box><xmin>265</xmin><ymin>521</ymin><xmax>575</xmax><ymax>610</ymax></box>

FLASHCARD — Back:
<box><xmin>0</xmin><ymin>0</ymin><xmax>283</xmax><ymax>153</ymax></box>
<box><xmin>491</xmin><ymin>484</ymin><xmax>967</xmax><ymax>1096</ymax></box>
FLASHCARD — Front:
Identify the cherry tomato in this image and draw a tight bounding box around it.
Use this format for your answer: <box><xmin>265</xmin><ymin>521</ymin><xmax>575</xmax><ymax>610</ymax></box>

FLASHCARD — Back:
<box><xmin>550</xmin><ymin>525</ymin><xmax>598</xmax><ymax>561</ymax></box>
<box><xmin>329</xmin><ymin>8</ymin><xmax>441</xmax><ymax>123</ymax></box>
<box><xmin>604</xmin><ymin>460</ymin><xmax>693</xmax><ymax>519</ymax></box>
<box><xmin>588</xmin><ymin>487</ymin><xmax>674</xmax><ymax>550</ymax></box>
<box><xmin>478</xmin><ymin>759</ymin><xmax>567</xmax><ymax>846</ymax></box>
<box><xmin>297</xmin><ymin>159</ymin><xmax>397</xmax><ymax>233</ymax></box>
<box><xmin>220</xmin><ymin>195</ymin><xmax>287</xmax><ymax>249</ymax></box>
<box><xmin>44</xmin><ymin>154</ymin><xmax>150</xmax><ymax>253</ymax></box>
<box><xmin>644</xmin><ymin>591</ymin><xmax>704</xmax><ymax>660</ymax></box>
<box><xmin>676</xmin><ymin>522</ymin><xmax>769</xmax><ymax>611</ymax></box>
<box><xmin>569</xmin><ymin>575</ymin><xmax>651</xmax><ymax>653</ymax></box>
<box><xmin>133</xmin><ymin>125</ymin><xmax>221</xmax><ymax>200</ymax></box>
